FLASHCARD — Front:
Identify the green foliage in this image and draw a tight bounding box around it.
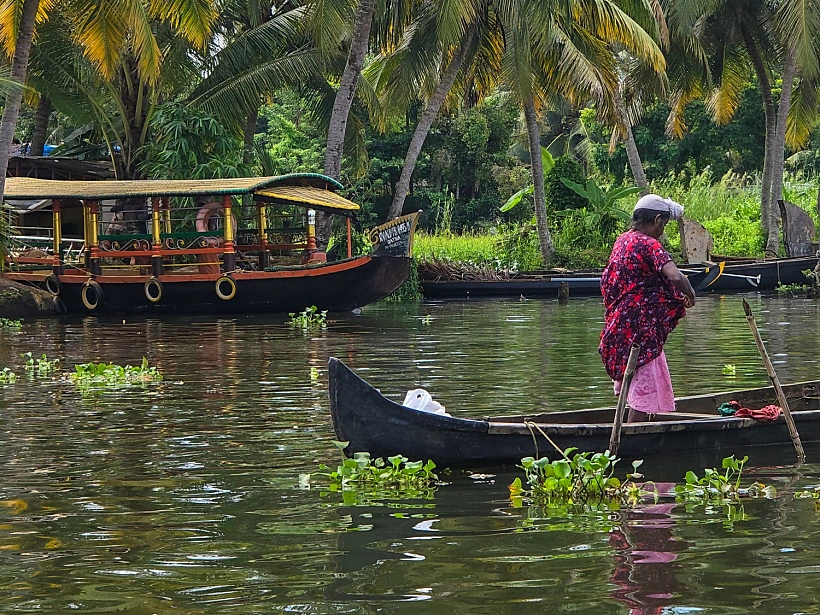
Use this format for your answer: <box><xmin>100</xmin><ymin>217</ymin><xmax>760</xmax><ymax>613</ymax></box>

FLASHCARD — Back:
<box><xmin>69</xmin><ymin>358</ymin><xmax>163</xmax><ymax>389</ymax></box>
<box><xmin>544</xmin><ymin>156</ymin><xmax>587</xmax><ymax>212</ymax></box>
<box><xmin>722</xmin><ymin>364</ymin><xmax>736</xmax><ymax>376</ymax></box>
<box><xmin>584</xmin><ymin>91</ymin><xmax>766</xmax><ymax>184</ymax></box>
<box><xmin>138</xmin><ymin>102</ymin><xmax>249</xmax><ymax>180</ymax></box>
<box><xmin>674</xmin><ymin>455</ymin><xmax>774</xmax><ymax>505</ymax></box>
<box><xmin>494</xmin><ymin>222</ymin><xmax>544</xmax><ymax>271</ymax></box>
<box><xmin>0</xmin><ymin>318</ymin><xmax>22</xmax><ymax>329</ymax></box>
<box><xmin>303</xmin><ymin>441</ymin><xmax>438</xmax><ymax>505</ymax></box>
<box><xmin>256</xmin><ymin>93</ymin><xmax>326</xmax><ymax>176</ymax></box>
<box><xmin>510</xmin><ymin>449</ymin><xmax>649</xmax><ymax>507</ymax></box>
<box><xmin>557</xmin><ymin>178</ymin><xmax>636</xmax><ymax>237</ymax></box>
<box><xmin>776</xmin><ymin>282</ymin><xmax>810</xmax><ymax>295</ymax></box>
<box><xmin>500</xmin><ymin>147</ymin><xmax>555</xmax><ymax>212</ymax></box>
<box><xmin>22</xmin><ymin>352</ymin><xmax>60</xmax><ymax>375</ymax></box>
<box><xmin>288</xmin><ymin>305</ymin><xmax>327</xmax><ymax>328</ymax></box>
<box><xmin>0</xmin><ymin>367</ymin><xmax>17</xmax><ymax>383</ymax></box>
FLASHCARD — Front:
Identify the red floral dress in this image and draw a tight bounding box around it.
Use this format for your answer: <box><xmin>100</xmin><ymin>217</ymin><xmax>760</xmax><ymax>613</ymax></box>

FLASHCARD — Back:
<box><xmin>599</xmin><ymin>230</ymin><xmax>686</xmax><ymax>381</ymax></box>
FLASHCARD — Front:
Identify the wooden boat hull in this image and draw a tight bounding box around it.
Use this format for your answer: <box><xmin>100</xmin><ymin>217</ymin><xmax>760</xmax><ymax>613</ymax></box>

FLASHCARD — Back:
<box><xmin>11</xmin><ymin>256</ymin><xmax>410</xmax><ymax>315</ymax></box>
<box><xmin>328</xmin><ymin>357</ymin><xmax>820</xmax><ymax>465</ymax></box>
<box><xmin>685</xmin><ymin>256</ymin><xmax>818</xmax><ymax>292</ymax></box>
<box><xmin>420</xmin><ymin>256</ymin><xmax>819</xmax><ymax>300</ymax></box>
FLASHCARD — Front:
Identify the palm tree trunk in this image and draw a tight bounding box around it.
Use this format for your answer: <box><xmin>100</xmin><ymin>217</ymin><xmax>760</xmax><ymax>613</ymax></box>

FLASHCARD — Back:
<box><xmin>0</xmin><ymin>0</ymin><xmax>40</xmax><ymax>201</ymax></box>
<box><xmin>30</xmin><ymin>96</ymin><xmax>51</xmax><ymax>157</ymax></box>
<box><xmin>769</xmin><ymin>48</ymin><xmax>797</xmax><ymax>254</ymax></box>
<box><xmin>317</xmin><ymin>0</ymin><xmax>376</xmax><ymax>248</ymax></box>
<box><xmin>386</xmin><ymin>29</ymin><xmax>475</xmax><ymax>221</ymax></box>
<box><xmin>623</xmin><ymin>125</ymin><xmax>649</xmax><ymax>195</ymax></box>
<box><xmin>743</xmin><ymin>29</ymin><xmax>777</xmax><ymax>255</ymax></box>
<box><xmin>614</xmin><ymin>89</ymin><xmax>648</xmax><ymax>195</ymax></box>
<box><xmin>524</xmin><ymin>97</ymin><xmax>554</xmax><ymax>265</ymax></box>
<box><xmin>243</xmin><ymin>106</ymin><xmax>259</xmax><ymax>167</ymax></box>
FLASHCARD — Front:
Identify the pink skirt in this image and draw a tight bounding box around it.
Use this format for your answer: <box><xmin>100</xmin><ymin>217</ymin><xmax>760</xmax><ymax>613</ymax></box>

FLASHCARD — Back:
<box><xmin>613</xmin><ymin>351</ymin><xmax>676</xmax><ymax>414</ymax></box>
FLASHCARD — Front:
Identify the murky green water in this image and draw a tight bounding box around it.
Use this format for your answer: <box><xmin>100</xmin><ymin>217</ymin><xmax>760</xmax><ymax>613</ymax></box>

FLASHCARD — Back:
<box><xmin>2</xmin><ymin>295</ymin><xmax>820</xmax><ymax>613</ymax></box>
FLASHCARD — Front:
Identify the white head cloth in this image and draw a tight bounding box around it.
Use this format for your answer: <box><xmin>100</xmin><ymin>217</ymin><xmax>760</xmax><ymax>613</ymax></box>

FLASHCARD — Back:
<box><xmin>633</xmin><ymin>194</ymin><xmax>684</xmax><ymax>221</ymax></box>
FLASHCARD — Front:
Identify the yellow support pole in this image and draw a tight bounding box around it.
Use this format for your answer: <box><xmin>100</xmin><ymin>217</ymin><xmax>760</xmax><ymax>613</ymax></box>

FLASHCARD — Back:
<box><xmin>222</xmin><ymin>195</ymin><xmax>235</xmax><ymax>271</ymax></box>
<box><xmin>52</xmin><ymin>199</ymin><xmax>63</xmax><ymax>274</ymax></box>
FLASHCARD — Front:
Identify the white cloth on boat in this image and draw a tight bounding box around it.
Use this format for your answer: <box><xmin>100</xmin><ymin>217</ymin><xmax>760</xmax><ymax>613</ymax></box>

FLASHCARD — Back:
<box><xmin>402</xmin><ymin>388</ymin><xmax>450</xmax><ymax>416</ymax></box>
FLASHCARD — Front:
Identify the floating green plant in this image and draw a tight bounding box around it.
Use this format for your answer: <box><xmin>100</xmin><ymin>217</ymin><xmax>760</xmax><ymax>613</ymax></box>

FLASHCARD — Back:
<box><xmin>722</xmin><ymin>363</ymin><xmax>736</xmax><ymax>376</ymax></box>
<box><xmin>0</xmin><ymin>318</ymin><xmax>22</xmax><ymax>329</ymax></box>
<box><xmin>674</xmin><ymin>455</ymin><xmax>774</xmax><ymax>504</ymax></box>
<box><xmin>0</xmin><ymin>367</ymin><xmax>17</xmax><ymax>383</ymax></box>
<box><xmin>288</xmin><ymin>305</ymin><xmax>327</xmax><ymax>328</ymax></box>
<box><xmin>301</xmin><ymin>441</ymin><xmax>438</xmax><ymax>505</ymax></box>
<box><xmin>22</xmin><ymin>352</ymin><xmax>60</xmax><ymax>375</ymax></box>
<box><xmin>69</xmin><ymin>357</ymin><xmax>163</xmax><ymax>388</ymax></box>
<box><xmin>510</xmin><ymin>449</ymin><xmax>649</xmax><ymax>508</ymax></box>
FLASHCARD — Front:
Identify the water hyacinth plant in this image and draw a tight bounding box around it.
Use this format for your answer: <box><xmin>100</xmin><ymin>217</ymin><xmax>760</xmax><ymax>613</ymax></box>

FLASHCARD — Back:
<box><xmin>674</xmin><ymin>455</ymin><xmax>775</xmax><ymax>505</ymax></box>
<box><xmin>288</xmin><ymin>305</ymin><xmax>327</xmax><ymax>328</ymax></box>
<box><xmin>0</xmin><ymin>367</ymin><xmax>17</xmax><ymax>383</ymax></box>
<box><xmin>302</xmin><ymin>441</ymin><xmax>438</xmax><ymax>505</ymax></box>
<box><xmin>69</xmin><ymin>357</ymin><xmax>163</xmax><ymax>389</ymax></box>
<box><xmin>0</xmin><ymin>318</ymin><xmax>22</xmax><ymax>329</ymax></box>
<box><xmin>22</xmin><ymin>352</ymin><xmax>59</xmax><ymax>375</ymax></box>
<box><xmin>509</xmin><ymin>449</ymin><xmax>650</xmax><ymax>507</ymax></box>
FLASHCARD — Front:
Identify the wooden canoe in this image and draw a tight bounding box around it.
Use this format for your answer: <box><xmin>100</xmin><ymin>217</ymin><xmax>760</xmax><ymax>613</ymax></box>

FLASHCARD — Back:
<box><xmin>327</xmin><ymin>357</ymin><xmax>820</xmax><ymax>465</ymax></box>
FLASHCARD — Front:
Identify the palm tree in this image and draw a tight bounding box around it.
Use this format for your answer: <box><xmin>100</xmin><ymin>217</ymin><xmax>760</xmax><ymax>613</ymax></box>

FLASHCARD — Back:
<box><xmin>667</xmin><ymin>0</ymin><xmax>820</xmax><ymax>255</ymax></box>
<box><xmin>373</xmin><ymin>0</ymin><xmax>665</xmax><ymax>262</ymax></box>
<box><xmin>0</xmin><ymin>0</ymin><xmax>42</xmax><ymax>201</ymax></box>
<box><xmin>187</xmin><ymin>0</ymin><xmax>323</xmax><ymax>164</ymax></box>
<box><xmin>17</xmin><ymin>0</ymin><xmax>219</xmax><ymax>179</ymax></box>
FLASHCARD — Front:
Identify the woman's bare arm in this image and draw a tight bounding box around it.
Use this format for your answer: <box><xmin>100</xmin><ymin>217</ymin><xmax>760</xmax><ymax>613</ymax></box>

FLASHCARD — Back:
<box><xmin>661</xmin><ymin>261</ymin><xmax>696</xmax><ymax>306</ymax></box>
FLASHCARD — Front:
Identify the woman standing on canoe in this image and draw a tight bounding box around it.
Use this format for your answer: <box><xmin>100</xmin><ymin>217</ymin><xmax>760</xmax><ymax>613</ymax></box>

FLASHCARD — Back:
<box><xmin>600</xmin><ymin>194</ymin><xmax>696</xmax><ymax>422</ymax></box>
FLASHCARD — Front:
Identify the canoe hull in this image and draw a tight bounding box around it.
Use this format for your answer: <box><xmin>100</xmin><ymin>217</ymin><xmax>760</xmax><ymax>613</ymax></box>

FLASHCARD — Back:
<box><xmin>328</xmin><ymin>357</ymin><xmax>820</xmax><ymax>465</ymax></box>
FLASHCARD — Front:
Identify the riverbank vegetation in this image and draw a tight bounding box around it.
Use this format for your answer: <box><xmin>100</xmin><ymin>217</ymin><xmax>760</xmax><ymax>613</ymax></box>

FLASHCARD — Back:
<box><xmin>1</xmin><ymin>0</ymin><xmax>819</xmax><ymax>273</ymax></box>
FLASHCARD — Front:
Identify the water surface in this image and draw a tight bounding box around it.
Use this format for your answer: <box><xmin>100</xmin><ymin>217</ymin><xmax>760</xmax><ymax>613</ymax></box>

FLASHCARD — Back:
<box><xmin>1</xmin><ymin>294</ymin><xmax>820</xmax><ymax>613</ymax></box>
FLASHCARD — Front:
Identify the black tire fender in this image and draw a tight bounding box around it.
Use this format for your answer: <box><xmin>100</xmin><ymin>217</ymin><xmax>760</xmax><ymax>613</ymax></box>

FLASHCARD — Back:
<box><xmin>81</xmin><ymin>280</ymin><xmax>104</xmax><ymax>311</ymax></box>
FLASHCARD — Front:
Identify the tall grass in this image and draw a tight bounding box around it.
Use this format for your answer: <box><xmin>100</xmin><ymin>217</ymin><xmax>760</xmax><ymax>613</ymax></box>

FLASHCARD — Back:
<box><xmin>413</xmin><ymin>231</ymin><xmax>498</xmax><ymax>265</ymax></box>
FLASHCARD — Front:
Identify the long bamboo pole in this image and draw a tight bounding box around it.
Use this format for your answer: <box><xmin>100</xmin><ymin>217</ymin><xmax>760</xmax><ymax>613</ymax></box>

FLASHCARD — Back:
<box><xmin>608</xmin><ymin>344</ymin><xmax>640</xmax><ymax>456</ymax></box>
<box><xmin>742</xmin><ymin>298</ymin><xmax>805</xmax><ymax>462</ymax></box>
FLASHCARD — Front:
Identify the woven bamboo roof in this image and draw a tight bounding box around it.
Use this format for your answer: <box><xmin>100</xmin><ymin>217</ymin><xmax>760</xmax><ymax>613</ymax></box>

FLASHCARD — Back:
<box><xmin>3</xmin><ymin>173</ymin><xmax>343</xmax><ymax>200</ymax></box>
<box><xmin>256</xmin><ymin>186</ymin><xmax>359</xmax><ymax>212</ymax></box>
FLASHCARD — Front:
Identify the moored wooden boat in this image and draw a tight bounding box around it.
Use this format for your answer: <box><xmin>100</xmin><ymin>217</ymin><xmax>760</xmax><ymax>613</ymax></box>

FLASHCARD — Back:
<box><xmin>2</xmin><ymin>175</ymin><xmax>419</xmax><ymax>314</ymax></box>
<box><xmin>683</xmin><ymin>255</ymin><xmax>818</xmax><ymax>292</ymax></box>
<box><xmin>419</xmin><ymin>255</ymin><xmax>819</xmax><ymax>300</ymax></box>
<box><xmin>328</xmin><ymin>357</ymin><xmax>820</xmax><ymax>465</ymax></box>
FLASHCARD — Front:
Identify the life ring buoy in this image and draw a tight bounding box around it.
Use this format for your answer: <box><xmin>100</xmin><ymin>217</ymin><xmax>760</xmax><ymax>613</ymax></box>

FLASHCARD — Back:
<box><xmin>81</xmin><ymin>280</ymin><xmax>104</xmax><ymax>311</ymax></box>
<box><xmin>144</xmin><ymin>277</ymin><xmax>163</xmax><ymax>303</ymax></box>
<box><xmin>45</xmin><ymin>273</ymin><xmax>61</xmax><ymax>296</ymax></box>
<box><xmin>195</xmin><ymin>201</ymin><xmax>238</xmax><ymax>234</ymax></box>
<box><xmin>215</xmin><ymin>275</ymin><xmax>236</xmax><ymax>301</ymax></box>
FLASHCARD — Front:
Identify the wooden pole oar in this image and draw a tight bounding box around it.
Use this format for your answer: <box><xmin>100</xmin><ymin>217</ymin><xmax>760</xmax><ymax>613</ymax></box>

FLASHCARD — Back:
<box><xmin>608</xmin><ymin>344</ymin><xmax>640</xmax><ymax>457</ymax></box>
<box><xmin>742</xmin><ymin>298</ymin><xmax>805</xmax><ymax>462</ymax></box>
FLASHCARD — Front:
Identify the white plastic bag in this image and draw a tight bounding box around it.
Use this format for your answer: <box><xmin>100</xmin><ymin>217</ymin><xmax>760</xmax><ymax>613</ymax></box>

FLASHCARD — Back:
<box><xmin>402</xmin><ymin>388</ymin><xmax>449</xmax><ymax>416</ymax></box>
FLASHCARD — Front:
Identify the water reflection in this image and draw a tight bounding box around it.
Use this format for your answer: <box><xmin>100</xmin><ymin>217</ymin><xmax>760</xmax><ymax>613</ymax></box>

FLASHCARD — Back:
<box><xmin>609</xmin><ymin>488</ymin><xmax>689</xmax><ymax>614</ymax></box>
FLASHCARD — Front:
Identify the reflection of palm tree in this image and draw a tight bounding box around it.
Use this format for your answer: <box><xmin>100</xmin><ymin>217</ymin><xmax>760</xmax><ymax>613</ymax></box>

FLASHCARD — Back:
<box><xmin>609</xmin><ymin>487</ymin><xmax>689</xmax><ymax>615</ymax></box>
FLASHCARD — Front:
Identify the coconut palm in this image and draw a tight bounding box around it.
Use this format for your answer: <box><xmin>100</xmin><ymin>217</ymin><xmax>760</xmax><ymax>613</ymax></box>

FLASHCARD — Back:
<box><xmin>372</xmin><ymin>0</ymin><xmax>665</xmax><ymax>262</ymax></box>
<box><xmin>0</xmin><ymin>0</ymin><xmax>45</xmax><ymax>201</ymax></box>
<box><xmin>667</xmin><ymin>0</ymin><xmax>820</xmax><ymax>255</ymax></box>
<box><xmin>6</xmin><ymin>0</ymin><xmax>219</xmax><ymax>179</ymax></box>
